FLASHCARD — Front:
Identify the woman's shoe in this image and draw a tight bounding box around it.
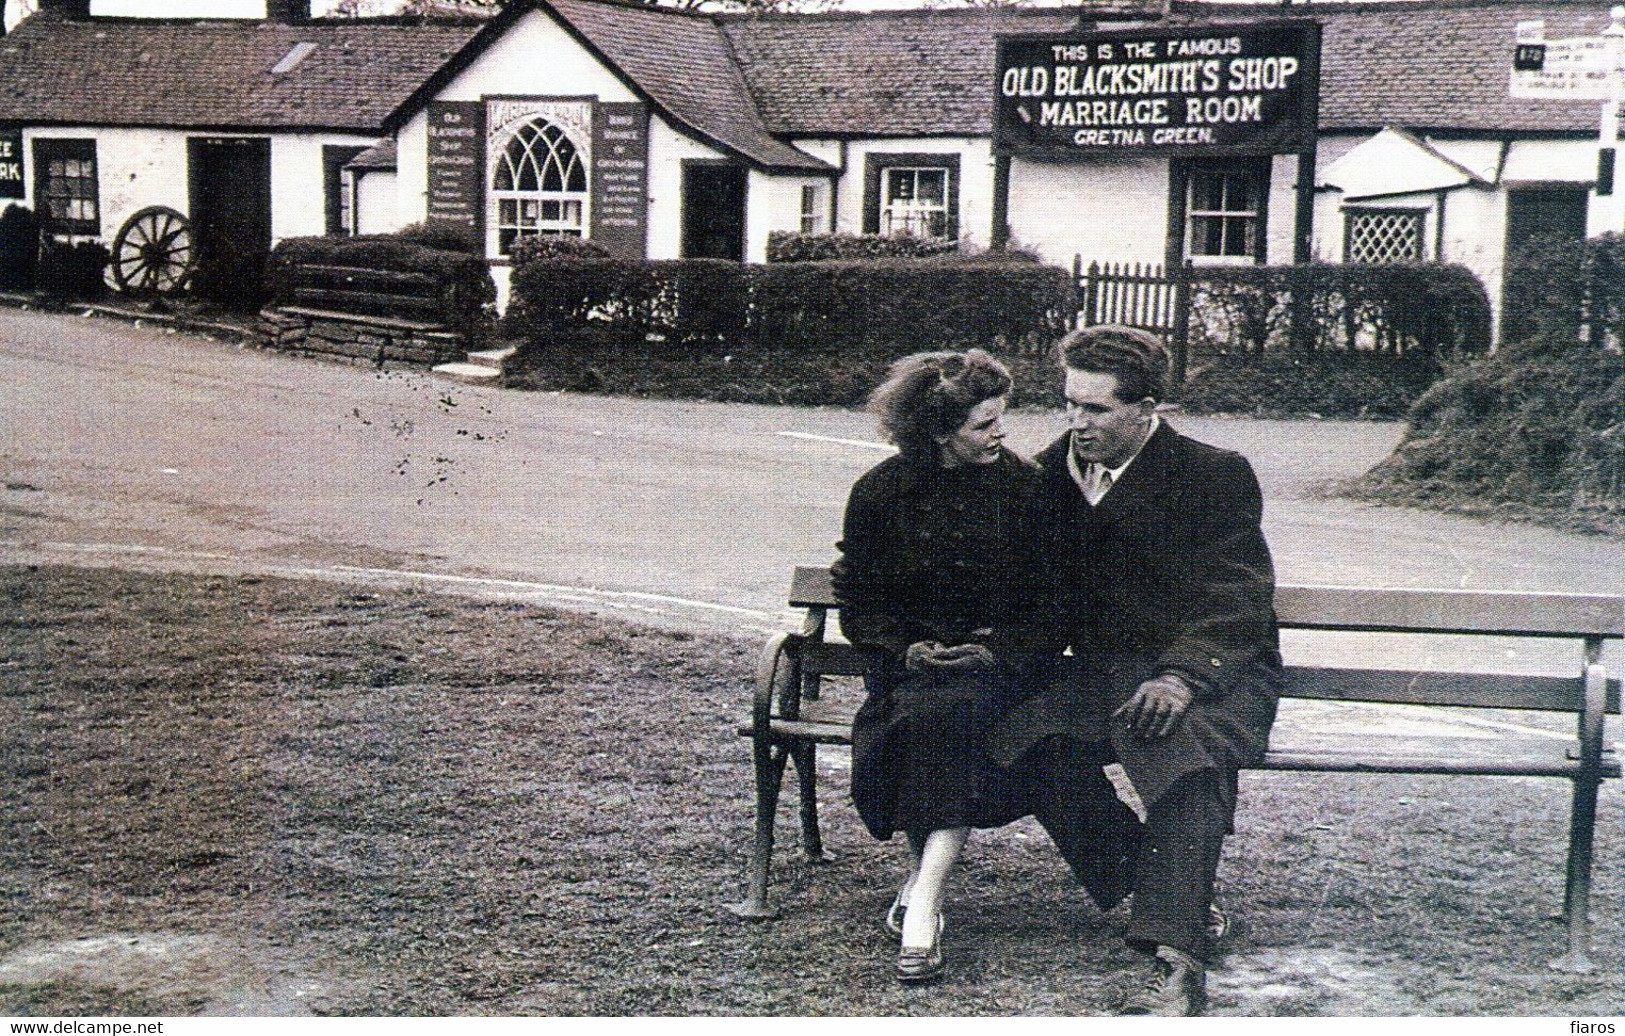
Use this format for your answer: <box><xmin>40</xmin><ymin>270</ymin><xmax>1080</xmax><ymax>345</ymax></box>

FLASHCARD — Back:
<box><xmin>886</xmin><ymin>893</ymin><xmax>945</xmax><ymax>942</ymax></box>
<box><xmin>885</xmin><ymin>890</ymin><xmax>907</xmax><ymax>939</ymax></box>
<box><xmin>895</xmin><ymin>927</ymin><xmax>945</xmax><ymax>984</ymax></box>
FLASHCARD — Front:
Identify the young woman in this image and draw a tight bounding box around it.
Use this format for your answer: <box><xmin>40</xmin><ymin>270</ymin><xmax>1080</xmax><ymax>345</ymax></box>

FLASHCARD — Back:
<box><xmin>831</xmin><ymin>349</ymin><xmax>1042</xmax><ymax>984</ymax></box>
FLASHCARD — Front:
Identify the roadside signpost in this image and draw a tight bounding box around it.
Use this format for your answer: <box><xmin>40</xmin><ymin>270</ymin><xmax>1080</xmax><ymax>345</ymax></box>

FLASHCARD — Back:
<box><xmin>1510</xmin><ymin>5</ymin><xmax>1625</xmax><ymax>230</ymax></box>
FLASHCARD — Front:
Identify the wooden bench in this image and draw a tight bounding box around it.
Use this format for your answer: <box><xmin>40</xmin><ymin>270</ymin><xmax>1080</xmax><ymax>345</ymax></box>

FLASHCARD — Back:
<box><xmin>731</xmin><ymin>565</ymin><xmax>1623</xmax><ymax>971</ymax></box>
<box><xmin>284</xmin><ymin>263</ymin><xmax>461</xmax><ymax>330</ymax></box>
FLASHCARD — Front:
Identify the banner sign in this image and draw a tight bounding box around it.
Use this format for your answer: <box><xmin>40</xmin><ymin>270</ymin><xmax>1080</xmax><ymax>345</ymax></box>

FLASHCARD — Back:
<box><xmin>994</xmin><ymin>20</ymin><xmax>1321</xmax><ymax>158</ymax></box>
<box><xmin>1509</xmin><ymin>19</ymin><xmax>1621</xmax><ymax>100</ymax></box>
<box><xmin>426</xmin><ymin>101</ymin><xmax>485</xmax><ymax>232</ymax></box>
<box><xmin>591</xmin><ymin>102</ymin><xmax>649</xmax><ymax>258</ymax></box>
<box><xmin>0</xmin><ymin>128</ymin><xmax>21</xmax><ymax>199</ymax></box>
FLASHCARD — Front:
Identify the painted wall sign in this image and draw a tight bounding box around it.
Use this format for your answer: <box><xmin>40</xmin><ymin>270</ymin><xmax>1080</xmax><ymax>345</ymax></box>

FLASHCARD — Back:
<box><xmin>591</xmin><ymin>102</ymin><xmax>649</xmax><ymax>258</ymax></box>
<box><xmin>994</xmin><ymin>20</ymin><xmax>1321</xmax><ymax>158</ymax></box>
<box><xmin>0</xmin><ymin>128</ymin><xmax>23</xmax><ymax>200</ymax></box>
<box><xmin>426</xmin><ymin>101</ymin><xmax>485</xmax><ymax>232</ymax></box>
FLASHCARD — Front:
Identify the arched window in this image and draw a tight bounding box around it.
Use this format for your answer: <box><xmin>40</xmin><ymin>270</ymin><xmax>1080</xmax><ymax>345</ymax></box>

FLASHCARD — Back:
<box><xmin>490</xmin><ymin>118</ymin><xmax>588</xmax><ymax>255</ymax></box>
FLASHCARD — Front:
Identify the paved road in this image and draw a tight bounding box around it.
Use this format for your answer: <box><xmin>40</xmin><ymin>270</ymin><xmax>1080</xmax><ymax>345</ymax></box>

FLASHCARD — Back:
<box><xmin>2</xmin><ymin>307</ymin><xmax>1621</xmax><ymax>681</ymax></box>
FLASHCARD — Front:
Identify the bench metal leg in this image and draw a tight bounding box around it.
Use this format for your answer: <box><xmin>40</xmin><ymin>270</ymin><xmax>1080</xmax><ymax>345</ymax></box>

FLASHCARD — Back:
<box><xmin>792</xmin><ymin>742</ymin><xmax>832</xmax><ymax>863</ymax></box>
<box><xmin>1550</xmin><ymin>774</ymin><xmax>1600</xmax><ymax>973</ymax></box>
<box><xmin>729</xmin><ymin>740</ymin><xmax>791</xmax><ymax>920</ymax></box>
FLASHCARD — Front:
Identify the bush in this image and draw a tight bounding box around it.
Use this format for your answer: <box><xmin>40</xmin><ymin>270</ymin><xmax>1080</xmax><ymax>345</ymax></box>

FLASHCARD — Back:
<box><xmin>391</xmin><ymin>220</ymin><xmax>484</xmax><ymax>255</ymax></box>
<box><xmin>1185</xmin><ymin>263</ymin><xmax>1492</xmax><ymax>359</ymax></box>
<box><xmin>503</xmin><ymin>340</ymin><xmax>1065</xmax><ymax>409</ymax></box>
<box><xmin>1177</xmin><ymin>351</ymin><xmax>1441</xmax><ymax>419</ymax></box>
<box><xmin>507</xmin><ymin>235</ymin><xmax>612</xmax><ymax>264</ymax></box>
<box><xmin>0</xmin><ymin>204</ymin><xmax>38</xmax><ymax>291</ymax></box>
<box><xmin>1346</xmin><ymin>236</ymin><xmax>1625</xmax><ymax>534</ymax></box>
<box><xmin>504</xmin><ymin>255</ymin><xmax>1072</xmax><ymax>357</ymax></box>
<box><xmin>265</xmin><ymin>232</ymin><xmax>496</xmax><ymax>340</ymax></box>
<box><xmin>766</xmin><ymin>231</ymin><xmax>959</xmax><ymax>262</ymax></box>
<box><xmin>1501</xmin><ymin>232</ymin><xmax>1625</xmax><ymax>347</ymax></box>
<box><xmin>36</xmin><ymin>239</ymin><xmax>108</xmax><ymax>301</ymax></box>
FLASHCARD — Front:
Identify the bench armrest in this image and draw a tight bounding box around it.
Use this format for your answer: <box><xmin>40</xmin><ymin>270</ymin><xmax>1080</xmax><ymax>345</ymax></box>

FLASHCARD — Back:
<box><xmin>753</xmin><ymin>632</ymin><xmax>804</xmax><ymax>737</ymax></box>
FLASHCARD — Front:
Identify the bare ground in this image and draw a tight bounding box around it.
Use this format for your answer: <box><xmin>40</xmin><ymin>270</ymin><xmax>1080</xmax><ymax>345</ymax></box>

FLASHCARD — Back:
<box><xmin>0</xmin><ymin>565</ymin><xmax>1620</xmax><ymax>1016</ymax></box>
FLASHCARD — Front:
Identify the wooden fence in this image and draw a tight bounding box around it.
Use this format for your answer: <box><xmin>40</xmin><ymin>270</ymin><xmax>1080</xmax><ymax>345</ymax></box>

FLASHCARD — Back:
<box><xmin>1072</xmin><ymin>257</ymin><xmax>1190</xmax><ymax>378</ymax></box>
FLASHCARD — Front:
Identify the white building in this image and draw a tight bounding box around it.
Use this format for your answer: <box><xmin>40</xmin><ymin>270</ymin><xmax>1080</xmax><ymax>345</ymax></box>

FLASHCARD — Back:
<box><xmin>0</xmin><ymin>0</ymin><xmax>1616</xmax><ymax>335</ymax></box>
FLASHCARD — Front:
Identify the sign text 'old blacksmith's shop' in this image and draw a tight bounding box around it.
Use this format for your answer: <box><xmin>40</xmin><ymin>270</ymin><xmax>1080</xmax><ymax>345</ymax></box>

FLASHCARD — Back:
<box><xmin>995</xmin><ymin>20</ymin><xmax>1321</xmax><ymax>157</ymax></box>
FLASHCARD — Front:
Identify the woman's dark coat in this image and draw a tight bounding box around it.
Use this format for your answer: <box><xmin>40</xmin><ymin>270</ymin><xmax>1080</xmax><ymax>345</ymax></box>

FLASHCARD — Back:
<box><xmin>832</xmin><ymin>447</ymin><xmax>1042</xmax><ymax>839</ymax></box>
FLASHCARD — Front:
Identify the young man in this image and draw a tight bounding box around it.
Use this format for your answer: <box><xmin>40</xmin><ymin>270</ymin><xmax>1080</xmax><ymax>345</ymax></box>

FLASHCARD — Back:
<box><xmin>988</xmin><ymin>324</ymin><xmax>1282</xmax><ymax>1016</ymax></box>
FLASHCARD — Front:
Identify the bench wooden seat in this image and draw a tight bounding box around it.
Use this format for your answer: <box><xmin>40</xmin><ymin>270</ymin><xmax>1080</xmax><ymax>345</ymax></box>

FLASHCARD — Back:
<box><xmin>731</xmin><ymin>565</ymin><xmax>1623</xmax><ymax>972</ymax></box>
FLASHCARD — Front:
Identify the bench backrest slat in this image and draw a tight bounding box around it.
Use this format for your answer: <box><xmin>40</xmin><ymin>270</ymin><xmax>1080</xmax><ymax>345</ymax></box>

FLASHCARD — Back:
<box><xmin>790</xmin><ymin>565</ymin><xmax>1624</xmax><ymax>715</ymax></box>
<box><xmin>790</xmin><ymin>566</ymin><xmax>1625</xmax><ymax>639</ymax></box>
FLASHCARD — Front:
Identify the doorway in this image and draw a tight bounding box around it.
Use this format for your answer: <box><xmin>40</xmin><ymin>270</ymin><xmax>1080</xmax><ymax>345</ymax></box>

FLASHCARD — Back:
<box><xmin>189</xmin><ymin>137</ymin><xmax>272</xmax><ymax>309</ymax></box>
<box><xmin>681</xmin><ymin>163</ymin><xmax>746</xmax><ymax>261</ymax></box>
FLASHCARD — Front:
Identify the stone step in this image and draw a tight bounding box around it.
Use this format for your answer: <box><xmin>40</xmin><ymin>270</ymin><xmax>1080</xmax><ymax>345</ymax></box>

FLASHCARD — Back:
<box><xmin>432</xmin><ymin>361</ymin><xmax>503</xmax><ymax>384</ymax></box>
<box><xmin>464</xmin><ymin>346</ymin><xmax>516</xmax><ymax>370</ymax></box>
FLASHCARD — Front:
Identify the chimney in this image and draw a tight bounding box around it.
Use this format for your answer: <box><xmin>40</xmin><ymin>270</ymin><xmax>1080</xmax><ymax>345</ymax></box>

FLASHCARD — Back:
<box><xmin>36</xmin><ymin>0</ymin><xmax>92</xmax><ymax>18</ymax></box>
<box><xmin>266</xmin><ymin>0</ymin><xmax>312</xmax><ymax>22</ymax></box>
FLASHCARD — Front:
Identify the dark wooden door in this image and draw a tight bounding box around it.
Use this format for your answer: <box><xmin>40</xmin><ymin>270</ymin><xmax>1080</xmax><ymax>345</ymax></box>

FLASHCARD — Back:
<box><xmin>681</xmin><ymin>164</ymin><xmax>746</xmax><ymax>261</ymax></box>
<box><xmin>1501</xmin><ymin>186</ymin><xmax>1589</xmax><ymax>343</ymax></box>
<box><xmin>189</xmin><ymin>137</ymin><xmax>272</xmax><ymax>309</ymax></box>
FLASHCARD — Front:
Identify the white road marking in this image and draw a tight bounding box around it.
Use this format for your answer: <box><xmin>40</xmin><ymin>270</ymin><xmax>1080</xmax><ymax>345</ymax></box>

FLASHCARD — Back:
<box><xmin>25</xmin><ymin>541</ymin><xmax>784</xmax><ymax>624</ymax></box>
<box><xmin>777</xmin><ymin>431</ymin><xmax>895</xmax><ymax>452</ymax></box>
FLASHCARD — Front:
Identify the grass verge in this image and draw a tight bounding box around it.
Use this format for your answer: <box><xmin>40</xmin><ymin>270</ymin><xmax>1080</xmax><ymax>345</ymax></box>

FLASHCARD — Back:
<box><xmin>0</xmin><ymin>565</ymin><xmax>1618</xmax><ymax>1015</ymax></box>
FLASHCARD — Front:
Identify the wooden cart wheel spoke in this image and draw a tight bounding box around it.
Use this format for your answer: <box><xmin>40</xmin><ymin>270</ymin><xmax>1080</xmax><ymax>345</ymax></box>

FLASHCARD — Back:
<box><xmin>111</xmin><ymin>206</ymin><xmax>196</xmax><ymax>297</ymax></box>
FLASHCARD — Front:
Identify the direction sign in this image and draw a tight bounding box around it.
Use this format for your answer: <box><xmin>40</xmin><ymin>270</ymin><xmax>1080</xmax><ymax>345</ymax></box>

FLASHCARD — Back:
<box><xmin>1510</xmin><ymin>15</ymin><xmax>1623</xmax><ymax>99</ymax></box>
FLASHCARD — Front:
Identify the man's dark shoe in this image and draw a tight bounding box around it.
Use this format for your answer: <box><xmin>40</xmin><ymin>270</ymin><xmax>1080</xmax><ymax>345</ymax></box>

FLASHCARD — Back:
<box><xmin>1117</xmin><ymin>946</ymin><xmax>1207</xmax><ymax>1016</ymax></box>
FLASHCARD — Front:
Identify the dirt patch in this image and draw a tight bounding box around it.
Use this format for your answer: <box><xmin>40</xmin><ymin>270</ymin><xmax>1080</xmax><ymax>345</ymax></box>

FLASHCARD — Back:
<box><xmin>0</xmin><ymin>932</ymin><xmax>336</xmax><ymax>1015</ymax></box>
<box><xmin>1</xmin><ymin>564</ymin><xmax>1619</xmax><ymax>1015</ymax></box>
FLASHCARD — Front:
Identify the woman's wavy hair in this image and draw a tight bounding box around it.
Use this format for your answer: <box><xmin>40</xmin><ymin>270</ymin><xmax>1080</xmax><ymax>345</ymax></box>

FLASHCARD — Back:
<box><xmin>868</xmin><ymin>349</ymin><xmax>1012</xmax><ymax>462</ymax></box>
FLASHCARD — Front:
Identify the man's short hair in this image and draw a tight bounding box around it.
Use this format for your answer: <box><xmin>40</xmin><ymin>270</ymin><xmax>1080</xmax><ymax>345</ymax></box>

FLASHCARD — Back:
<box><xmin>1056</xmin><ymin>324</ymin><xmax>1169</xmax><ymax>403</ymax></box>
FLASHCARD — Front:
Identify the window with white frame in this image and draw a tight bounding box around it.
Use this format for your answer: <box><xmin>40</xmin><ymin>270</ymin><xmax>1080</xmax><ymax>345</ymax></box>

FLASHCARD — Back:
<box><xmin>881</xmin><ymin>166</ymin><xmax>950</xmax><ymax>239</ymax></box>
<box><xmin>799</xmin><ymin>183</ymin><xmax>824</xmax><ymax>235</ymax></box>
<box><xmin>1184</xmin><ymin>162</ymin><xmax>1266</xmax><ymax>263</ymax></box>
<box><xmin>1345</xmin><ymin>208</ymin><xmax>1425</xmax><ymax>264</ymax></box>
<box><xmin>33</xmin><ymin>138</ymin><xmax>98</xmax><ymax>236</ymax></box>
<box><xmin>490</xmin><ymin>117</ymin><xmax>588</xmax><ymax>256</ymax></box>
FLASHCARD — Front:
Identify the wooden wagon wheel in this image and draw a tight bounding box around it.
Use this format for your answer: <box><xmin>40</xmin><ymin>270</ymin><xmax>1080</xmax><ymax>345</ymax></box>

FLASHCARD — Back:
<box><xmin>111</xmin><ymin>206</ymin><xmax>197</xmax><ymax>296</ymax></box>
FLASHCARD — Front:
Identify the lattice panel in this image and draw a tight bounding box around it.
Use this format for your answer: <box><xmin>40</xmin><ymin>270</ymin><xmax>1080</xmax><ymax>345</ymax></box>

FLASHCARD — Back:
<box><xmin>1347</xmin><ymin>211</ymin><xmax>1423</xmax><ymax>264</ymax></box>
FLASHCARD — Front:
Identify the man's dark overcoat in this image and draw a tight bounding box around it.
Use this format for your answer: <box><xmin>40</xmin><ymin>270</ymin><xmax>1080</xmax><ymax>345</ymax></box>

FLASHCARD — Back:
<box><xmin>988</xmin><ymin>421</ymin><xmax>1283</xmax><ymax>809</ymax></box>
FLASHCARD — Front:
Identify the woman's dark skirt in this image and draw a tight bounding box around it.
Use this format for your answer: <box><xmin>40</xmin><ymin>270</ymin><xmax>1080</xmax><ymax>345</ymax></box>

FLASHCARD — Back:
<box><xmin>850</xmin><ymin>666</ymin><xmax>1028</xmax><ymax>841</ymax></box>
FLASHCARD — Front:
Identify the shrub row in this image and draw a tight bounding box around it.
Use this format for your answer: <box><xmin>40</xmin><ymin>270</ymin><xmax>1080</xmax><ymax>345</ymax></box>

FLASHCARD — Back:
<box><xmin>505</xmin><ymin>256</ymin><xmax>1074</xmax><ymax>354</ymax></box>
<box><xmin>766</xmin><ymin>231</ymin><xmax>959</xmax><ymax>263</ymax></box>
<box><xmin>1185</xmin><ymin>262</ymin><xmax>1492</xmax><ymax>359</ymax></box>
<box><xmin>1501</xmin><ymin>231</ymin><xmax>1625</xmax><ymax>347</ymax></box>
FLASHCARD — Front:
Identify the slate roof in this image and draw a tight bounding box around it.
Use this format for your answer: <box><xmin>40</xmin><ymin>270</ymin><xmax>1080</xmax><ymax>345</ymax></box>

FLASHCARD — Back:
<box><xmin>1185</xmin><ymin>0</ymin><xmax>1609</xmax><ymax>135</ymax></box>
<box><xmin>723</xmin><ymin>7</ymin><xmax>1078</xmax><ymax>137</ymax></box>
<box><xmin>543</xmin><ymin>0</ymin><xmax>828</xmax><ymax>170</ymax></box>
<box><xmin>729</xmin><ymin>0</ymin><xmax>1611</xmax><ymax>138</ymax></box>
<box><xmin>346</xmin><ymin>138</ymin><xmax>397</xmax><ymax>170</ymax></box>
<box><xmin>0</xmin><ymin>13</ymin><xmax>483</xmax><ymax>132</ymax></box>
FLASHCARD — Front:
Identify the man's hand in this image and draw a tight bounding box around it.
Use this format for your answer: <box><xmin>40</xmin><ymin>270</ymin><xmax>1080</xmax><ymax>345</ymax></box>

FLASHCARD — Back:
<box><xmin>905</xmin><ymin>641</ymin><xmax>997</xmax><ymax>673</ymax></box>
<box><xmin>1113</xmin><ymin>673</ymin><xmax>1195</xmax><ymax>738</ymax></box>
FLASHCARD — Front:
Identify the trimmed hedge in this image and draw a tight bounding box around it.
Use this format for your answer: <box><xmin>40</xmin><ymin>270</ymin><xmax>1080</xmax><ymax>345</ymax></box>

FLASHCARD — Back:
<box><xmin>1187</xmin><ymin>262</ymin><xmax>1492</xmax><ymax>359</ymax></box>
<box><xmin>1176</xmin><ymin>350</ymin><xmax>1442</xmax><ymax>419</ymax></box>
<box><xmin>766</xmin><ymin>231</ymin><xmax>959</xmax><ymax>262</ymax></box>
<box><xmin>0</xmin><ymin>204</ymin><xmax>38</xmax><ymax>291</ymax></box>
<box><xmin>265</xmin><ymin>233</ymin><xmax>496</xmax><ymax>340</ymax></box>
<box><xmin>504</xmin><ymin>255</ymin><xmax>1073</xmax><ymax>354</ymax></box>
<box><xmin>37</xmin><ymin>239</ymin><xmax>108</xmax><ymax>301</ymax></box>
<box><xmin>1501</xmin><ymin>231</ymin><xmax>1625</xmax><ymax>346</ymax></box>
